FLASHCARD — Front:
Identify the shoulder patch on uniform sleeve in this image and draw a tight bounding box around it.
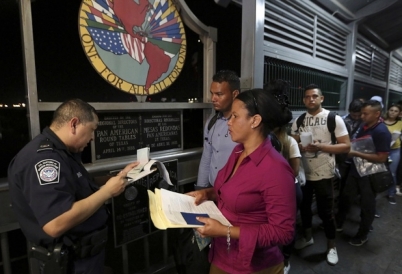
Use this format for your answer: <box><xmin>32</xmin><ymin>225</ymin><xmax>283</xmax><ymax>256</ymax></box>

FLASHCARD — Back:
<box><xmin>35</xmin><ymin>159</ymin><xmax>60</xmax><ymax>185</ymax></box>
<box><xmin>37</xmin><ymin>140</ymin><xmax>54</xmax><ymax>153</ymax></box>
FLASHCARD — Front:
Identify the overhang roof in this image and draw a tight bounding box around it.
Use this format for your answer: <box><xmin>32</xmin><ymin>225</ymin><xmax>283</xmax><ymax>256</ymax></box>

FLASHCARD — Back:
<box><xmin>311</xmin><ymin>0</ymin><xmax>402</xmax><ymax>56</ymax></box>
<box><xmin>225</xmin><ymin>0</ymin><xmax>402</xmax><ymax>57</ymax></box>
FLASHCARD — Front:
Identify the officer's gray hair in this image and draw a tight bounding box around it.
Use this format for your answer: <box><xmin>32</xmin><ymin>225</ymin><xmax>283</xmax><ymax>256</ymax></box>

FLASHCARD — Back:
<box><xmin>51</xmin><ymin>99</ymin><xmax>97</xmax><ymax>129</ymax></box>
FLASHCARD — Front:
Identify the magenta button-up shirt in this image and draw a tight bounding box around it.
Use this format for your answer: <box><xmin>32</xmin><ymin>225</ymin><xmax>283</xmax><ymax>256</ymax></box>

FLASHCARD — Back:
<box><xmin>210</xmin><ymin>138</ymin><xmax>296</xmax><ymax>273</ymax></box>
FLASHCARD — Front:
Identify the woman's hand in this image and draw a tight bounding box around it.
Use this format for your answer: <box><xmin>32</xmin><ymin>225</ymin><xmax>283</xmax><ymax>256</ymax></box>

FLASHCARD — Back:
<box><xmin>186</xmin><ymin>188</ymin><xmax>212</xmax><ymax>205</ymax></box>
<box><xmin>195</xmin><ymin>217</ymin><xmax>226</xmax><ymax>238</ymax></box>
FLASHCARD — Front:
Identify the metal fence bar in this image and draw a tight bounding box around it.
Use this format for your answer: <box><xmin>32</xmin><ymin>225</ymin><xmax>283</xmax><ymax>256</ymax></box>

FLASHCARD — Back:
<box><xmin>264</xmin><ymin>57</ymin><xmax>347</xmax><ymax>111</ymax></box>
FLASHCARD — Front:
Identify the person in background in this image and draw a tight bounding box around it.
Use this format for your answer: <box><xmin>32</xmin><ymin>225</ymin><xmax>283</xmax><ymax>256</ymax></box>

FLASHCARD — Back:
<box><xmin>291</xmin><ymin>84</ymin><xmax>350</xmax><ymax>266</ymax></box>
<box><xmin>267</xmin><ymin>80</ymin><xmax>302</xmax><ymax>274</ymax></box>
<box><xmin>336</xmin><ymin>100</ymin><xmax>391</xmax><ymax>246</ymax></box>
<box><xmin>196</xmin><ymin>70</ymin><xmax>240</xmax><ymax>188</ymax></box>
<box><xmin>370</xmin><ymin>96</ymin><xmax>384</xmax><ymax>109</ymax></box>
<box><xmin>176</xmin><ymin>70</ymin><xmax>239</xmax><ymax>274</ymax></box>
<box><xmin>338</xmin><ymin>99</ymin><xmax>364</xmax><ymax>195</ymax></box>
<box><xmin>370</xmin><ymin>96</ymin><xmax>384</xmax><ymax>119</ymax></box>
<box><xmin>273</xmin><ymin>125</ymin><xmax>302</xmax><ymax>274</ymax></box>
<box><xmin>188</xmin><ymin>88</ymin><xmax>296</xmax><ymax>274</ymax></box>
<box><xmin>368</xmin><ymin>95</ymin><xmax>386</xmax><ymax>217</ymax></box>
<box><xmin>397</xmin><ymin>100</ymin><xmax>402</xmax><ymax>196</ymax></box>
<box><xmin>340</xmin><ymin>99</ymin><xmax>376</xmax><ymax>228</ymax></box>
<box><xmin>343</xmin><ymin>99</ymin><xmax>364</xmax><ymax>138</ymax></box>
<box><xmin>8</xmin><ymin>99</ymin><xmax>138</xmax><ymax>274</ymax></box>
<box><xmin>383</xmin><ymin>104</ymin><xmax>402</xmax><ymax>202</ymax></box>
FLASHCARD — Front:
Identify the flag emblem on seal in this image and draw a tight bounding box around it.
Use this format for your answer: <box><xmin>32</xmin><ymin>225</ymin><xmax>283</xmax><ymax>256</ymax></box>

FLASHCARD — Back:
<box><xmin>35</xmin><ymin>159</ymin><xmax>61</xmax><ymax>185</ymax></box>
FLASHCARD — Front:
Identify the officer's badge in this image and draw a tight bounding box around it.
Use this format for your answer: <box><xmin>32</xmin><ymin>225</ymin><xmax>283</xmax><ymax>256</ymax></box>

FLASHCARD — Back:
<box><xmin>35</xmin><ymin>159</ymin><xmax>60</xmax><ymax>185</ymax></box>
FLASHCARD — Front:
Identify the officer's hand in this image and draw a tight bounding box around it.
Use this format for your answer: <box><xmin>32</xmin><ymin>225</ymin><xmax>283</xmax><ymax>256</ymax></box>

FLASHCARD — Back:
<box><xmin>103</xmin><ymin>175</ymin><xmax>126</xmax><ymax>198</ymax></box>
<box><xmin>119</xmin><ymin>162</ymin><xmax>140</xmax><ymax>176</ymax></box>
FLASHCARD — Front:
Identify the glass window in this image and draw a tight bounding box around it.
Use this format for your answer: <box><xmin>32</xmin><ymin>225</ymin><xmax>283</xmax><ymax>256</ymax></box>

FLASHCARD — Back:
<box><xmin>389</xmin><ymin>90</ymin><xmax>402</xmax><ymax>105</ymax></box>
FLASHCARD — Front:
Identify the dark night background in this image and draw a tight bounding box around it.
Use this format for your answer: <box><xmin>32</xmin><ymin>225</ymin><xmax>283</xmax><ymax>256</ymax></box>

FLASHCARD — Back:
<box><xmin>0</xmin><ymin>0</ymin><xmax>242</xmax><ymax>177</ymax></box>
<box><xmin>0</xmin><ymin>2</ymin><xmax>241</xmax><ymax>274</ymax></box>
<box><xmin>0</xmin><ymin>0</ymin><xmax>241</xmax><ymax>104</ymax></box>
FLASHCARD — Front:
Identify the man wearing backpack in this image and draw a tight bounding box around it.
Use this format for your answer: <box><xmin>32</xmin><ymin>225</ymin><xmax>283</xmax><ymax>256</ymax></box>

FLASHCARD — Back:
<box><xmin>336</xmin><ymin>100</ymin><xmax>391</xmax><ymax>247</ymax></box>
<box><xmin>173</xmin><ymin>71</ymin><xmax>240</xmax><ymax>274</ymax></box>
<box><xmin>291</xmin><ymin>84</ymin><xmax>350</xmax><ymax>266</ymax></box>
<box><xmin>196</xmin><ymin>70</ymin><xmax>240</xmax><ymax>188</ymax></box>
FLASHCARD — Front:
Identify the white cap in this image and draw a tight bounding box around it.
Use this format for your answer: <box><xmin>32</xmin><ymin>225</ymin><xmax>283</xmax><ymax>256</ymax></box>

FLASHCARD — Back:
<box><xmin>370</xmin><ymin>96</ymin><xmax>384</xmax><ymax>109</ymax></box>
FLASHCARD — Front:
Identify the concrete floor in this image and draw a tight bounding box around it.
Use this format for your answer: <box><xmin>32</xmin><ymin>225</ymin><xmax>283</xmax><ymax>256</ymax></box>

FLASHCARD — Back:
<box><xmin>157</xmin><ymin>192</ymin><xmax>402</xmax><ymax>274</ymax></box>
<box><xmin>289</xmin><ymin>194</ymin><xmax>402</xmax><ymax>274</ymax></box>
<box><xmin>2</xmin><ymin>193</ymin><xmax>401</xmax><ymax>274</ymax></box>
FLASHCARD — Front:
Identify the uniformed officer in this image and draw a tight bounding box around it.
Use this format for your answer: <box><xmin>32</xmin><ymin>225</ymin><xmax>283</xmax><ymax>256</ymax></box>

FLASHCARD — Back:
<box><xmin>8</xmin><ymin>99</ymin><xmax>138</xmax><ymax>274</ymax></box>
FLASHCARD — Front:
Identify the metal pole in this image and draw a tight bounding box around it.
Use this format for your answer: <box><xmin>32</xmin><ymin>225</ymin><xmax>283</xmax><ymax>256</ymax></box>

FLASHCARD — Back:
<box><xmin>122</xmin><ymin>244</ymin><xmax>129</xmax><ymax>274</ymax></box>
<box><xmin>240</xmin><ymin>0</ymin><xmax>265</xmax><ymax>90</ymax></box>
<box><xmin>18</xmin><ymin>0</ymin><xmax>40</xmax><ymax>139</ymax></box>
<box><xmin>346</xmin><ymin>21</ymin><xmax>358</xmax><ymax>109</ymax></box>
<box><xmin>144</xmin><ymin>236</ymin><xmax>150</xmax><ymax>274</ymax></box>
<box><xmin>163</xmin><ymin>230</ymin><xmax>168</xmax><ymax>264</ymax></box>
<box><xmin>1</xmin><ymin>232</ymin><xmax>11</xmax><ymax>274</ymax></box>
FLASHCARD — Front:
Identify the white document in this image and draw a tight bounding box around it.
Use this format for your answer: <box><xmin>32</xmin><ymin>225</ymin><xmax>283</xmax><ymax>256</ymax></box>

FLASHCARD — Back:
<box><xmin>159</xmin><ymin>188</ymin><xmax>231</xmax><ymax>227</ymax></box>
<box><xmin>126</xmin><ymin>148</ymin><xmax>173</xmax><ymax>186</ymax></box>
<box><xmin>126</xmin><ymin>159</ymin><xmax>157</xmax><ymax>184</ymax></box>
<box><xmin>300</xmin><ymin>132</ymin><xmax>315</xmax><ymax>158</ymax></box>
<box><xmin>300</xmin><ymin>132</ymin><xmax>313</xmax><ymax>147</ymax></box>
<box><xmin>128</xmin><ymin>147</ymin><xmax>150</xmax><ymax>174</ymax></box>
<box><xmin>391</xmin><ymin>131</ymin><xmax>401</xmax><ymax>147</ymax></box>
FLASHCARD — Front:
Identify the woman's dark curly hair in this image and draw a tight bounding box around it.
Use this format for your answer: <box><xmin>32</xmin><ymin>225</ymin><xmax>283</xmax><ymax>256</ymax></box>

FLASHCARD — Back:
<box><xmin>236</xmin><ymin>81</ymin><xmax>292</xmax><ymax>136</ymax></box>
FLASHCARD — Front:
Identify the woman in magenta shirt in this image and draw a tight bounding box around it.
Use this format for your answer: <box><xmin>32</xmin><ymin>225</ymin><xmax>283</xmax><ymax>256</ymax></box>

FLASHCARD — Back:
<box><xmin>189</xmin><ymin>88</ymin><xmax>296</xmax><ymax>274</ymax></box>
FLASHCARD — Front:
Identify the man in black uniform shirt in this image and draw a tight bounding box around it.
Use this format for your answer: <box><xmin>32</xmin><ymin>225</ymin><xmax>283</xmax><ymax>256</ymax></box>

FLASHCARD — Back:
<box><xmin>8</xmin><ymin>99</ymin><xmax>138</xmax><ymax>273</ymax></box>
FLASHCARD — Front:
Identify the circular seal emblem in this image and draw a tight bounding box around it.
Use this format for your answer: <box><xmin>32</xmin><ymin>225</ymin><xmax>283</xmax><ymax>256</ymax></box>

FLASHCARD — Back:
<box><xmin>124</xmin><ymin>185</ymin><xmax>138</xmax><ymax>201</ymax></box>
<box><xmin>40</xmin><ymin>167</ymin><xmax>58</xmax><ymax>182</ymax></box>
<box><xmin>78</xmin><ymin>0</ymin><xmax>186</xmax><ymax>95</ymax></box>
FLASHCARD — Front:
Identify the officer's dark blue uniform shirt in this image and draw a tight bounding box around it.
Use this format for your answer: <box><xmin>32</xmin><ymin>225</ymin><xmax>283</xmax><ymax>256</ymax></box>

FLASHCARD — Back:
<box><xmin>8</xmin><ymin>127</ymin><xmax>108</xmax><ymax>247</ymax></box>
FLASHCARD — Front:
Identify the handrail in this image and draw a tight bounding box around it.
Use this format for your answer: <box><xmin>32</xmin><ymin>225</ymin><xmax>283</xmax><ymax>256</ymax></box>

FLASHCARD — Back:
<box><xmin>37</xmin><ymin>102</ymin><xmax>212</xmax><ymax>111</ymax></box>
<box><xmin>85</xmin><ymin>148</ymin><xmax>202</xmax><ymax>174</ymax></box>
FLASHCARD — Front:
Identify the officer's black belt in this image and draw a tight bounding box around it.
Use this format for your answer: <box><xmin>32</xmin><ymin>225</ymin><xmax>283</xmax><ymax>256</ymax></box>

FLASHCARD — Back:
<box><xmin>64</xmin><ymin>225</ymin><xmax>108</xmax><ymax>259</ymax></box>
<box><xmin>29</xmin><ymin>242</ymin><xmax>69</xmax><ymax>274</ymax></box>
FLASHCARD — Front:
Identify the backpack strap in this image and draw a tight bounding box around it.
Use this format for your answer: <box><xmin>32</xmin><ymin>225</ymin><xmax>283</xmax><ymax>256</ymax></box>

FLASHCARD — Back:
<box><xmin>349</xmin><ymin>122</ymin><xmax>361</xmax><ymax>139</ymax></box>
<box><xmin>207</xmin><ymin>113</ymin><xmax>219</xmax><ymax>132</ymax></box>
<box><xmin>327</xmin><ymin>111</ymin><xmax>337</xmax><ymax>145</ymax></box>
<box><xmin>269</xmin><ymin>133</ymin><xmax>282</xmax><ymax>153</ymax></box>
<box><xmin>296</xmin><ymin>113</ymin><xmax>307</xmax><ymax>133</ymax></box>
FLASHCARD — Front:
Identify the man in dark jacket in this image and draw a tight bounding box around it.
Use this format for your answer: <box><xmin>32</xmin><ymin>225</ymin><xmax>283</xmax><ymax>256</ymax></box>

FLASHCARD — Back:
<box><xmin>8</xmin><ymin>99</ymin><xmax>137</xmax><ymax>273</ymax></box>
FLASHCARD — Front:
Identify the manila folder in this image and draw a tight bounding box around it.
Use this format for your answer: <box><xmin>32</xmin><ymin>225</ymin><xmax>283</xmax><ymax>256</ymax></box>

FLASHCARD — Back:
<box><xmin>147</xmin><ymin>188</ymin><xmax>231</xmax><ymax>230</ymax></box>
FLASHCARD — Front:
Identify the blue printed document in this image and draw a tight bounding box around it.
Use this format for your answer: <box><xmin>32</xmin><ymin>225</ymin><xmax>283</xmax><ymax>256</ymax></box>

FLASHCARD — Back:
<box><xmin>181</xmin><ymin>213</ymin><xmax>209</xmax><ymax>225</ymax></box>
